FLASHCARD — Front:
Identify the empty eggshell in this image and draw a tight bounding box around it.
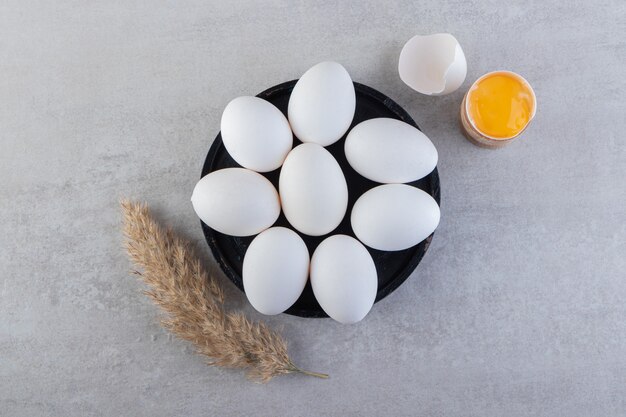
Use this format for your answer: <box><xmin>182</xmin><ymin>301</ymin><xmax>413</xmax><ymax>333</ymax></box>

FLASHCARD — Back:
<box><xmin>191</xmin><ymin>168</ymin><xmax>280</xmax><ymax>236</ymax></box>
<box><xmin>243</xmin><ymin>227</ymin><xmax>309</xmax><ymax>315</ymax></box>
<box><xmin>351</xmin><ymin>184</ymin><xmax>440</xmax><ymax>251</ymax></box>
<box><xmin>288</xmin><ymin>61</ymin><xmax>356</xmax><ymax>146</ymax></box>
<box><xmin>344</xmin><ymin>117</ymin><xmax>438</xmax><ymax>183</ymax></box>
<box><xmin>398</xmin><ymin>33</ymin><xmax>467</xmax><ymax>96</ymax></box>
<box><xmin>310</xmin><ymin>235</ymin><xmax>377</xmax><ymax>324</ymax></box>
<box><xmin>221</xmin><ymin>96</ymin><xmax>292</xmax><ymax>172</ymax></box>
<box><xmin>279</xmin><ymin>143</ymin><xmax>348</xmax><ymax>236</ymax></box>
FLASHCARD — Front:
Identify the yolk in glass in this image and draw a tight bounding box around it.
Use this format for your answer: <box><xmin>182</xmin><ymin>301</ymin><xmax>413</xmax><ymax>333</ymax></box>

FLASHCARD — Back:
<box><xmin>467</xmin><ymin>73</ymin><xmax>534</xmax><ymax>139</ymax></box>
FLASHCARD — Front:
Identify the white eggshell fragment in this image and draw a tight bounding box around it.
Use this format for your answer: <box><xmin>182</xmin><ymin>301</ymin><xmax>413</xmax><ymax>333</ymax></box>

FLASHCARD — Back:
<box><xmin>310</xmin><ymin>235</ymin><xmax>377</xmax><ymax>324</ymax></box>
<box><xmin>191</xmin><ymin>168</ymin><xmax>280</xmax><ymax>236</ymax></box>
<box><xmin>345</xmin><ymin>118</ymin><xmax>438</xmax><ymax>183</ymax></box>
<box><xmin>279</xmin><ymin>143</ymin><xmax>348</xmax><ymax>236</ymax></box>
<box><xmin>351</xmin><ymin>184</ymin><xmax>440</xmax><ymax>251</ymax></box>
<box><xmin>398</xmin><ymin>33</ymin><xmax>467</xmax><ymax>96</ymax></box>
<box><xmin>220</xmin><ymin>96</ymin><xmax>292</xmax><ymax>172</ymax></box>
<box><xmin>288</xmin><ymin>61</ymin><xmax>356</xmax><ymax>146</ymax></box>
<box><xmin>243</xmin><ymin>227</ymin><xmax>309</xmax><ymax>315</ymax></box>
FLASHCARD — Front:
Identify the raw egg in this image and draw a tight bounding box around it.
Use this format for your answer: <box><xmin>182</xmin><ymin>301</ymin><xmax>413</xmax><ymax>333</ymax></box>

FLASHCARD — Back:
<box><xmin>351</xmin><ymin>184</ymin><xmax>440</xmax><ymax>251</ymax></box>
<box><xmin>345</xmin><ymin>117</ymin><xmax>438</xmax><ymax>183</ymax></box>
<box><xmin>461</xmin><ymin>71</ymin><xmax>537</xmax><ymax>147</ymax></box>
<box><xmin>279</xmin><ymin>143</ymin><xmax>348</xmax><ymax>236</ymax></box>
<box><xmin>191</xmin><ymin>168</ymin><xmax>280</xmax><ymax>236</ymax></box>
<box><xmin>288</xmin><ymin>61</ymin><xmax>356</xmax><ymax>146</ymax></box>
<box><xmin>243</xmin><ymin>227</ymin><xmax>309</xmax><ymax>315</ymax></box>
<box><xmin>310</xmin><ymin>235</ymin><xmax>377</xmax><ymax>324</ymax></box>
<box><xmin>221</xmin><ymin>96</ymin><xmax>292</xmax><ymax>172</ymax></box>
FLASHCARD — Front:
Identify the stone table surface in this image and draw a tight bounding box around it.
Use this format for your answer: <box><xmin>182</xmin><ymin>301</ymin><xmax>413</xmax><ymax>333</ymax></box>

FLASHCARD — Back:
<box><xmin>2</xmin><ymin>1</ymin><xmax>625</xmax><ymax>416</ymax></box>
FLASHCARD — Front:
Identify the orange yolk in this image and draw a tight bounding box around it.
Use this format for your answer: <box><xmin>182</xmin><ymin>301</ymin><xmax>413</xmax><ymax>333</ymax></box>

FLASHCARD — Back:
<box><xmin>467</xmin><ymin>73</ymin><xmax>534</xmax><ymax>139</ymax></box>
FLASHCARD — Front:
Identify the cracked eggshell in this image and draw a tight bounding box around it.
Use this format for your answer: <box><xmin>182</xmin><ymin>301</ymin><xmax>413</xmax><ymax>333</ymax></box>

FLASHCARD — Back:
<box><xmin>398</xmin><ymin>33</ymin><xmax>467</xmax><ymax>96</ymax></box>
<box><xmin>288</xmin><ymin>61</ymin><xmax>356</xmax><ymax>146</ymax></box>
<box><xmin>220</xmin><ymin>96</ymin><xmax>292</xmax><ymax>172</ymax></box>
<box><xmin>191</xmin><ymin>168</ymin><xmax>280</xmax><ymax>236</ymax></box>
<box><xmin>243</xmin><ymin>227</ymin><xmax>309</xmax><ymax>315</ymax></box>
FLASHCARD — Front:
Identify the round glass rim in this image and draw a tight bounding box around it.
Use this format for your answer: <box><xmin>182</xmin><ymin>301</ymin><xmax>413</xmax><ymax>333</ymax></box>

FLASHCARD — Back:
<box><xmin>464</xmin><ymin>70</ymin><xmax>537</xmax><ymax>141</ymax></box>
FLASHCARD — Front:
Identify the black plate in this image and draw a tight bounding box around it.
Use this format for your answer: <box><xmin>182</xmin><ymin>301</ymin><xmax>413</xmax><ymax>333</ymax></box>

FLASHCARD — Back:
<box><xmin>201</xmin><ymin>80</ymin><xmax>440</xmax><ymax>318</ymax></box>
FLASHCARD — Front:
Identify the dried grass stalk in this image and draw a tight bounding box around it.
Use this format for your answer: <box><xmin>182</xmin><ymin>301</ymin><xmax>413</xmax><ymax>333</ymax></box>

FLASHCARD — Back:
<box><xmin>121</xmin><ymin>200</ymin><xmax>327</xmax><ymax>382</ymax></box>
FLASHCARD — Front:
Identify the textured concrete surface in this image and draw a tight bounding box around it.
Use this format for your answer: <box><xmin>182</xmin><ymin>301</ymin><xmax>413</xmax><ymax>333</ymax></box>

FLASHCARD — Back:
<box><xmin>2</xmin><ymin>1</ymin><xmax>625</xmax><ymax>416</ymax></box>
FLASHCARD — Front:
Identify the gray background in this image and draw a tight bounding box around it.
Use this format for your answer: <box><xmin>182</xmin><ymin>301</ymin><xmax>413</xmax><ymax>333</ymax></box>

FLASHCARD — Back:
<box><xmin>2</xmin><ymin>1</ymin><xmax>625</xmax><ymax>416</ymax></box>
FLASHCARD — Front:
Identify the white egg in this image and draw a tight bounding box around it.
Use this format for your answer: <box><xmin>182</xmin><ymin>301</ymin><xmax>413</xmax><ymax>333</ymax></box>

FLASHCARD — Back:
<box><xmin>288</xmin><ymin>61</ymin><xmax>356</xmax><ymax>146</ymax></box>
<box><xmin>220</xmin><ymin>96</ymin><xmax>292</xmax><ymax>172</ymax></box>
<box><xmin>345</xmin><ymin>118</ymin><xmax>438</xmax><ymax>183</ymax></box>
<box><xmin>191</xmin><ymin>168</ymin><xmax>280</xmax><ymax>236</ymax></box>
<box><xmin>351</xmin><ymin>184</ymin><xmax>440</xmax><ymax>251</ymax></box>
<box><xmin>310</xmin><ymin>235</ymin><xmax>377</xmax><ymax>324</ymax></box>
<box><xmin>279</xmin><ymin>143</ymin><xmax>348</xmax><ymax>236</ymax></box>
<box><xmin>398</xmin><ymin>33</ymin><xmax>467</xmax><ymax>96</ymax></box>
<box><xmin>243</xmin><ymin>227</ymin><xmax>309</xmax><ymax>315</ymax></box>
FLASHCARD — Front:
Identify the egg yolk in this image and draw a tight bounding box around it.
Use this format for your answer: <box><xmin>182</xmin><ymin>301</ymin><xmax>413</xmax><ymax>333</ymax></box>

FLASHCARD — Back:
<box><xmin>467</xmin><ymin>73</ymin><xmax>534</xmax><ymax>139</ymax></box>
